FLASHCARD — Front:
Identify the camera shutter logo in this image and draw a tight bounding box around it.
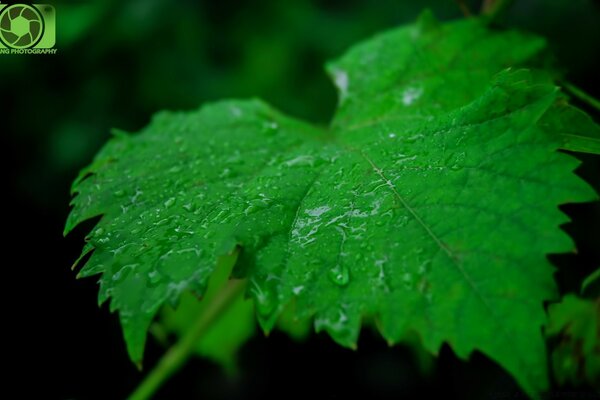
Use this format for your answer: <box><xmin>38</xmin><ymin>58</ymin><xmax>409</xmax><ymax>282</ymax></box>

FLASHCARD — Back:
<box><xmin>0</xmin><ymin>3</ymin><xmax>55</xmax><ymax>50</ymax></box>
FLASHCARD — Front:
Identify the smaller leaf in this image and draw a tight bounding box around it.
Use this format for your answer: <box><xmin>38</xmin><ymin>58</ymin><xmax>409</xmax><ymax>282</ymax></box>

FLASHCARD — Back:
<box><xmin>547</xmin><ymin>295</ymin><xmax>600</xmax><ymax>389</ymax></box>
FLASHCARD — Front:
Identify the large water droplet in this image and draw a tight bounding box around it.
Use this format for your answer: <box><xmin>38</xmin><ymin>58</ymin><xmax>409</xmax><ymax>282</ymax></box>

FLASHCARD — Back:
<box><xmin>328</xmin><ymin>264</ymin><xmax>350</xmax><ymax>286</ymax></box>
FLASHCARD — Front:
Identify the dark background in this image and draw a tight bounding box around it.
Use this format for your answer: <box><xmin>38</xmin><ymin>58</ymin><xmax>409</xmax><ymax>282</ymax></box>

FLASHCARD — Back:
<box><xmin>5</xmin><ymin>0</ymin><xmax>600</xmax><ymax>399</ymax></box>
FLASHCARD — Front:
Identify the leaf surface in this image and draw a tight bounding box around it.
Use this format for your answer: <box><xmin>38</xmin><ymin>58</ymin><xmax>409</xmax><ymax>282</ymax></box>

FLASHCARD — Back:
<box><xmin>66</xmin><ymin>13</ymin><xmax>599</xmax><ymax>396</ymax></box>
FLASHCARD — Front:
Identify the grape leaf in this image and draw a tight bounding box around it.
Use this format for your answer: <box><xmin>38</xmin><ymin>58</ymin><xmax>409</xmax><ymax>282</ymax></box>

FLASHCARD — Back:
<box><xmin>65</xmin><ymin>13</ymin><xmax>599</xmax><ymax>397</ymax></box>
<box><xmin>547</xmin><ymin>295</ymin><xmax>600</xmax><ymax>389</ymax></box>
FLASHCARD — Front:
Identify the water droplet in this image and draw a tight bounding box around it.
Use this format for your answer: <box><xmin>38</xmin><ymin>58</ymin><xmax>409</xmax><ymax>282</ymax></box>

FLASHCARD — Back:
<box><xmin>219</xmin><ymin>168</ymin><xmax>233</xmax><ymax>178</ymax></box>
<box><xmin>328</xmin><ymin>264</ymin><xmax>350</xmax><ymax>286</ymax></box>
<box><xmin>284</xmin><ymin>155</ymin><xmax>315</xmax><ymax>167</ymax></box>
<box><xmin>249</xmin><ymin>279</ymin><xmax>277</xmax><ymax>318</ymax></box>
<box><xmin>148</xmin><ymin>270</ymin><xmax>161</xmax><ymax>285</ymax></box>
<box><xmin>333</xmin><ymin>68</ymin><xmax>349</xmax><ymax>103</ymax></box>
<box><xmin>94</xmin><ymin>228</ymin><xmax>104</xmax><ymax>236</ymax></box>
<box><xmin>114</xmin><ymin>189</ymin><xmax>125</xmax><ymax>198</ymax></box>
<box><xmin>112</xmin><ymin>264</ymin><xmax>137</xmax><ymax>283</ymax></box>
<box><xmin>397</xmin><ymin>216</ymin><xmax>409</xmax><ymax>227</ymax></box>
<box><xmin>404</xmin><ymin>133</ymin><xmax>424</xmax><ymax>143</ymax></box>
<box><xmin>256</xmin><ymin>290</ymin><xmax>276</xmax><ymax>316</ymax></box>
<box><xmin>262</xmin><ymin>121</ymin><xmax>279</xmax><ymax>135</ymax></box>
<box><xmin>417</xmin><ymin>260</ymin><xmax>430</xmax><ymax>275</ymax></box>
<box><xmin>164</xmin><ymin>197</ymin><xmax>176</xmax><ymax>208</ymax></box>
<box><xmin>131</xmin><ymin>189</ymin><xmax>143</xmax><ymax>203</ymax></box>
<box><xmin>292</xmin><ymin>285</ymin><xmax>304</xmax><ymax>295</ymax></box>
<box><xmin>243</xmin><ymin>197</ymin><xmax>271</xmax><ymax>215</ymax></box>
<box><xmin>402</xmin><ymin>272</ymin><xmax>414</xmax><ymax>289</ymax></box>
<box><xmin>401</xmin><ymin>87</ymin><xmax>423</xmax><ymax>106</ymax></box>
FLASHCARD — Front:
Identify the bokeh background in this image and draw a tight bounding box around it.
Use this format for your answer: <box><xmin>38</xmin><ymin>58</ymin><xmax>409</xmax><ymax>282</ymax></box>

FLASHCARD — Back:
<box><xmin>5</xmin><ymin>0</ymin><xmax>600</xmax><ymax>399</ymax></box>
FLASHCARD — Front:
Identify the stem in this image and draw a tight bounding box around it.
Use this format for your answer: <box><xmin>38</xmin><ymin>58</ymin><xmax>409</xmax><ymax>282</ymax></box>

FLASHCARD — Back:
<box><xmin>127</xmin><ymin>279</ymin><xmax>246</xmax><ymax>400</ymax></box>
<box><xmin>454</xmin><ymin>0</ymin><xmax>472</xmax><ymax>17</ymax></box>
<box><xmin>562</xmin><ymin>81</ymin><xmax>600</xmax><ymax>112</ymax></box>
<box><xmin>481</xmin><ymin>0</ymin><xmax>514</xmax><ymax>21</ymax></box>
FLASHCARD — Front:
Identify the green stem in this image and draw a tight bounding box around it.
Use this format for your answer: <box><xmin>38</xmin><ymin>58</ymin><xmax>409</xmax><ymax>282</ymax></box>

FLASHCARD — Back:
<box><xmin>127</xmin><ymin>279</ymin><xmax>246</xmax><ymax>400</ymax></box>
<box><xmin>562</xmin><ymin>81</ymin><xmax>600</xmax><ymax>112</ymax></box>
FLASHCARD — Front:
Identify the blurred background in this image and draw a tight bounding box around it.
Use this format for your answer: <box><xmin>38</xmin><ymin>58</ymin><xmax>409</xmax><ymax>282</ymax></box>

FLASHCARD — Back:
<box><xmin>5</xmin><ymin>0</ymin><xmax>600</xmax><ymax>399</ymax></box>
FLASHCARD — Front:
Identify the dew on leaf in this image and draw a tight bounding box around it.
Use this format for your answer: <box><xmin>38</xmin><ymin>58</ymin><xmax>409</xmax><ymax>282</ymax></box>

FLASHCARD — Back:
<box><xmin>292</xmin><ymin>285</ymin><xmax>305</xmax><ymax>295</ymax></box>
<box><xmin>164</xmin><ymin>197</ymin><xmax>176</xmax><ymax>208</ymax></box>
<box><xmin>401</xmin><ymin>87</ymin><xmax>423</xmax><ymax>106</ymax></box>
<box><xmin>305</xmin><ymin>205</ymin><xmax>331</xmax><ymax>217</ymax></box>
<box><xmin>332</xmin><ymin>68</ymin><xmax>349</xmax><ymax>103</ymax></box>
<box><xmin>147</xmin><ymin>270</ymin><xmax>162</xmax><ymax>285</ymax></box>
<box><xmin>112</xmin><ymin>264</ymin><xmax>138</xmax><ymax>283</ymax></box>
<box><xmin>284</xmin><ymin>155</ymin><xmax>315</xmax><ymax>167</ymax></box>
<box><xmin>262</xmin><ymin>121</ymin><xmax>279</xmax><ymax>135</ymax></box>
<box><xmin>328</xmin><ymin>264</ymin><xmax>350</xmax><ymax>287</ymax></box>
<box><xmin>250</xmin><ymin>279</ymin><xmax>276</xmax><ymax>317</ymax></box>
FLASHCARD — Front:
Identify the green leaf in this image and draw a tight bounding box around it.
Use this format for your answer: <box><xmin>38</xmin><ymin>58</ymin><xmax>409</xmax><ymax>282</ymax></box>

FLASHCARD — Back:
<box><xmin>547</xmin><ymin>295</ymin><xmax>600</xmax><ymax>389</ymax></box>
<box><xmin>66</xmin><ymin>13</ymin><xmax>599</xmax><ymax>397</ymax></box>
